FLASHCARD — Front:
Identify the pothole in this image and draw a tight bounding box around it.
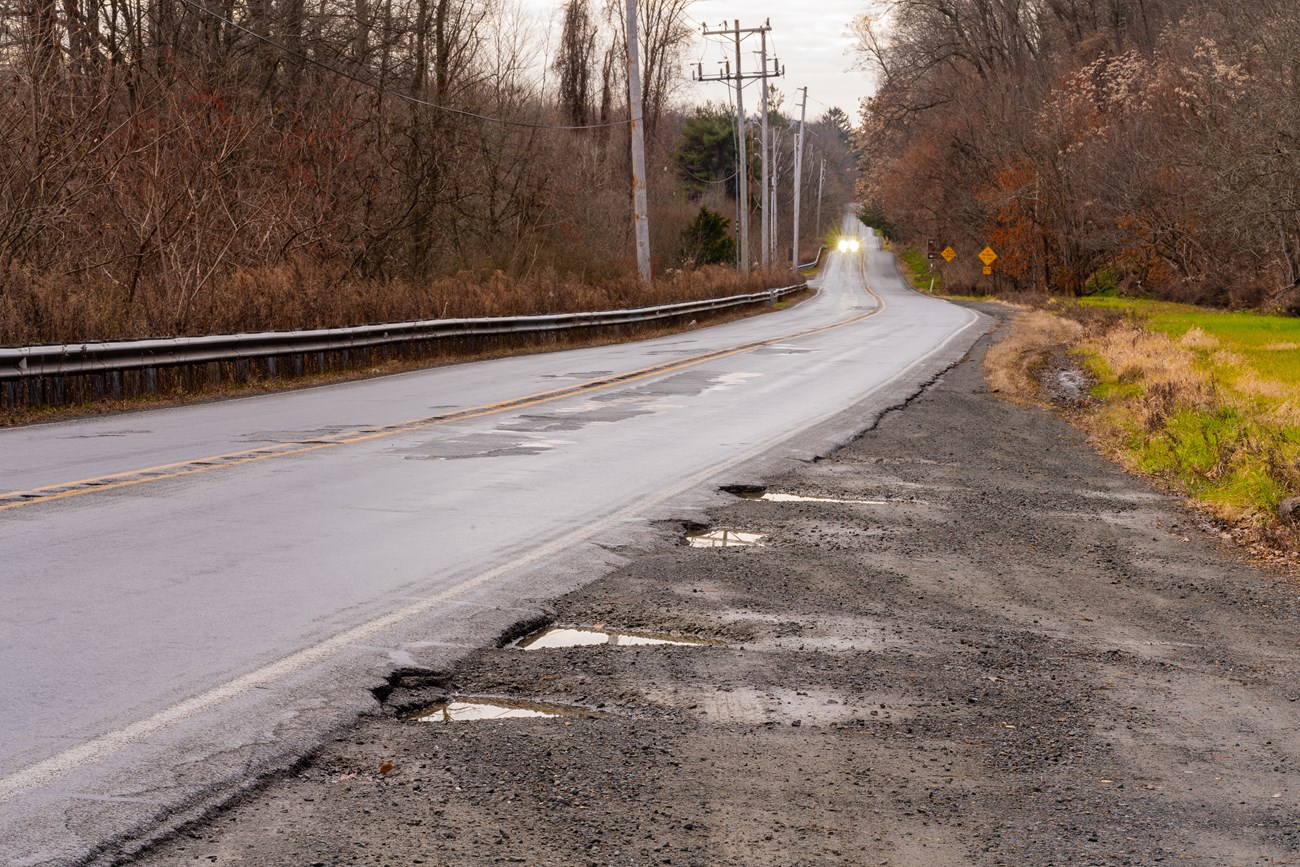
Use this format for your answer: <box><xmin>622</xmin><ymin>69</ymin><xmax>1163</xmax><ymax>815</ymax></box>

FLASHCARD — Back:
<box><xmin>754</xmin><ymin>493</ymin><xmax>889</xmax><ymax>505</ymax></box>
<box><xmin>686</xmin><ymin>528</ymin><xmax>766</xmax><ymax>548</ymax></box>
<box><xmin>721</xmin><ymin>484</ymin><xmax>890</xmax><ymax>505</ymax></box>
<box><xmin>641</xmin><ymin>685</ymin><xmax>906</xmax><ymax>726</ymax></box>
<box><xmin>410</xmin><ymin>697</ymin><xmax>588</xmax><ymax>722</ymax></box>
<box><xmin>515</xmin><ymin>626</ymin><xmax>711</xmax><ymax>650</ymax></box>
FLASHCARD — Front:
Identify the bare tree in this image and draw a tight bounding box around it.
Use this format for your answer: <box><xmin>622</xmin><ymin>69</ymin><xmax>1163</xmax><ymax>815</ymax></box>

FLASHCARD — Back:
<box><xmin>554</xmin><ymin>0</ymin><xmax>598</xmax><ymax>125</ymax></box>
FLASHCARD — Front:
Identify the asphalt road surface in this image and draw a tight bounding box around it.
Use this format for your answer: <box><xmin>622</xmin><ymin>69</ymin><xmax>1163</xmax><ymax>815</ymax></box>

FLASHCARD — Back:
<box><xmin>0</xmin><ymin>216</ymin><xmax>986</xmax><ymax>865</ymax></box>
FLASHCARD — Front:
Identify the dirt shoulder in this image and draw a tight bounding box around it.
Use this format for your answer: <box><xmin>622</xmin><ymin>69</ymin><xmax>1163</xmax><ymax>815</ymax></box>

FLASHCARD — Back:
<box><xmin>132</xmin><ymin>308</ymin><xmax>1300</xmax><ymax>867</ymax></box>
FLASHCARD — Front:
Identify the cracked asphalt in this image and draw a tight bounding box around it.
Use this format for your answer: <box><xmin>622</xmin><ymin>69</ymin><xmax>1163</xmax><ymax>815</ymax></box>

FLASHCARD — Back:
<box><xmin>132</xmin><ymin>312</ymin><xmax>1300</xmax><ymax>866</ymax></box>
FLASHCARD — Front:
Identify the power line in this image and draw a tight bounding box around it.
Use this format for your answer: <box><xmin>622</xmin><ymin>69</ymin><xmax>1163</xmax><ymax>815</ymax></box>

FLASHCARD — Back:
<box><xmin>657</xmin><ymin>128</ymin><xmax>741</xmax><ymax>186</ymax></box>
<box><xmin>806</xmin><ymin>92</ymin><xmax>850</xmax><ymax>115</ymax></box>
<box><xmin>176</xmin><ymin>0</ymin><xmax>634</xmax><ymax>132</ymax></box>
<box><xmin>696</xmin><ymin>20</ymin><xmax>774</xmax><ymax>272</ymax></box>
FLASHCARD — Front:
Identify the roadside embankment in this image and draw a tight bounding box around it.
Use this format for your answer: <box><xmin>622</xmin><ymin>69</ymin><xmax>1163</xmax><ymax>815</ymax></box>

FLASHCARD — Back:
<box><xmin>130</xmin><ymin>310</ymin><xmax>1300</xmax><ymax>867</ymax></box>
<box><xmin>985</xmin><ymin>296</ymin><xmax>1300</xmax><ymax>564</ymax></box>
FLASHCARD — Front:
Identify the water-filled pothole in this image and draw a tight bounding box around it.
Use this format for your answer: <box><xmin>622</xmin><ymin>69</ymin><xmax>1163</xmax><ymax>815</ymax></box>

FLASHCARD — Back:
<box><xmin>723</xmin><ymin>485</ymin><xmax>888</xmax><ymax>505</ymax></box>
<box><xmin>516</xmin><ymin>627</ymin><xmax>709</xmax><ymax>650</ymax></box>
<box><xmin>686</xmin><ymin>528</ymin><xmax>766</xmax><ymax>548</ymax></box>
<box><xmin>411</xmin><ymin>698</ymin><xmax>583</xmax><ymax>722</ymax></box>
<box><xmin>754</xmin><ymin>493</ymin><xmax>888</xmax><ymax>504</ymax></box>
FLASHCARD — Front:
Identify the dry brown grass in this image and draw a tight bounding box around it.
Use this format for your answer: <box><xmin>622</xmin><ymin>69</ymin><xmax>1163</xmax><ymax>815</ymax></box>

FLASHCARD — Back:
<box><xmin>1091</xmin><ymin>323</ymin><xmax>1216</xmax><ymax>411</ymax></box>
<box><xmin>987</xmin><ymin>304</ymin><xmax>1300</xmax><ymax>575</ymax></box>
<box><xmin>983</xmin><ymin>309</ymin><xmax>1085</xmax><ymax>402</ymax></box>
<box><xmin>0</xmin><ymin>286</ymin><xmax>815</xmax><ymax>427</ymax></box>
<box><xmin>0</xmin><ymin>263</ymin><xmax>798</xmax><ymax>345</ymax></box>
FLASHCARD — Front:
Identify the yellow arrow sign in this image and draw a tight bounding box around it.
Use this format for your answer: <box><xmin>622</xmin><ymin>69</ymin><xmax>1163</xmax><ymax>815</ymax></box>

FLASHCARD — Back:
<box><xmin>978</xmin><ymin>246</ymin><xmax>998</xmax><ymax>266</ymax></box>
<box><xmin>941</xmin><ymin>246</ymin><xmax>956</xmax><ymax>263</ymax></box>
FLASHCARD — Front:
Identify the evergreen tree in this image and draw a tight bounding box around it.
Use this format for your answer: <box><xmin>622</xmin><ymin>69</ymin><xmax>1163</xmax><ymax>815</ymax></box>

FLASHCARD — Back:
<box><xmin>679</xmin><ymin>207</ymin><xmax>736</xmax><ymax>267</ymax></box>
<box><xmin>676</xmin><ymin>104</ymin><xmax>739</xmax><ymax>199</ymax></box>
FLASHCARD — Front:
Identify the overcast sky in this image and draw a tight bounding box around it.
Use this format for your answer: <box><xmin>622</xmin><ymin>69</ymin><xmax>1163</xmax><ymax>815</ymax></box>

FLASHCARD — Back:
<box><xmin>520</xmin><ymin>0</ymin><xmax>872</xmax><ymax>123</ymax></box>
<box><xmin>685</xmin><ymin>0</ymin><xmax>869</xmax><ymax>121</ymax></box>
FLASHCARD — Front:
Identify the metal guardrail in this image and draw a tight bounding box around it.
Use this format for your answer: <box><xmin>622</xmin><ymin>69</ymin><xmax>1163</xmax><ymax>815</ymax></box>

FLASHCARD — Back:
<box><xmin>799</xmin><ymin>245</ymin><xmax>828</xmax><ymax>271</ymax></box>
<box><xmin>0</xmin><ymin>283</ymin><xmax>806</xmax><ymax>381</ymax></box>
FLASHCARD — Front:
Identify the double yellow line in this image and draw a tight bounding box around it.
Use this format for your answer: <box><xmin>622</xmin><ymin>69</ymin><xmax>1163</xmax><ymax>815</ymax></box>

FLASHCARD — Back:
<box><xmin>1</xmin><ymin>267</ymin><xmax>880</xmax><ymax>512</ymax></box>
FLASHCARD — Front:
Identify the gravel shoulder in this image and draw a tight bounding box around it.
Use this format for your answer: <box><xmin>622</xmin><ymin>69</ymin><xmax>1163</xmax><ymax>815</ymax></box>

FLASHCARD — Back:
<box><xmin>133</xmin><ymin>309</ymin><xmax>1300</xmax><ymax>867</ymax></box>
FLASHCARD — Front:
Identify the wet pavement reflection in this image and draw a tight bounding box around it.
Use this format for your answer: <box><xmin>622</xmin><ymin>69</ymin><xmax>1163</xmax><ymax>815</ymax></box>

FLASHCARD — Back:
<box><xmin>686</xmin><ymin>528</ymin><xmax>766</xmax><ymax>548</ymax></box>
<box><xmin>515</xmin><ymin>627</ymin><xmax>708</xmax><ymax>650</ymax></box>
<box><xmin>412</xmin><ymin>699</ymin><xmax>570</xmax><ymax>722</ymax></box>
<box><xmin>744</xmin><ymin>492</ymin><xmax>889</xmax><ymax>505</ymax></box>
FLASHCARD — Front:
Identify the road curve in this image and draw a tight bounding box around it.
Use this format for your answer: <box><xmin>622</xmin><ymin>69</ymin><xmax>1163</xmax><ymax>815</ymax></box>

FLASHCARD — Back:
<box><xmin>0</xmin><ymin>215</ymin><xmax>988</xmax><ymax>864</ymax></box>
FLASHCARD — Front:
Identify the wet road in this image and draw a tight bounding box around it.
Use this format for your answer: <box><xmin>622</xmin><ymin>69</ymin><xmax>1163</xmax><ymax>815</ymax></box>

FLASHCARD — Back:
<box><xmin>0</xmin><ymin>217</ymin><xmax>985</xmax><ymax>864</ymax></box>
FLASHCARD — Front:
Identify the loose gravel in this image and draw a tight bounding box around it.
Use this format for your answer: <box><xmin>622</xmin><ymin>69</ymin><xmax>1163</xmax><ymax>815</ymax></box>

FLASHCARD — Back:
<box><xmin>133</xmin><ymin>311</ymin><xmax>1300</xmax><ymax>866</ymax></box>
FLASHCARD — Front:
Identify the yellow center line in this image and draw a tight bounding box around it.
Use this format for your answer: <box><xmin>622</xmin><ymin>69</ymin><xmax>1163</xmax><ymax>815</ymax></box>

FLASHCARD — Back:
<box><xmin>2</xmin><ymin>265</ymin><xmax>881</xmax><ymax>512</ymax></box>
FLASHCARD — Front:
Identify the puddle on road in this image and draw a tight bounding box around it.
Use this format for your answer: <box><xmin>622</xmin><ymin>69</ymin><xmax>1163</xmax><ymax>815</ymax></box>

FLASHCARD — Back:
<box><xmin>723</xmin><ymin>485</ymin><xmax>889</xmax><ymax>505</ymax></box>
<box><xmin>516</xmin><ymin>627</ymin><xmax>709</xmax><ymax>650</ymax></box>
<box><xmin>753</xmin><ymin>493</ymin><xmax>889</xmax><ymax>505</ymax></box>
<box><xmin>540</xmin><ymin>370</ymin><xmax>614</xmax><ymax>380</ymax></box>
<box><xmin>686</xmin><ymin>528</ymin><xmax>766</xmax><ymax>548</ymax></box>
<box><xmin>754</xmin><ymin>344</ymin><xmax>814</xmax><ymax>356</ymax></box>
<box><xmin>397</xmin><ymin>432</ymin><xmax>571</xmax><ymax>460</ymax></box>
<box><xmin>412</xmin><ymin>698</ymin><xmax>575</xmax><ymax>722</ymax></box>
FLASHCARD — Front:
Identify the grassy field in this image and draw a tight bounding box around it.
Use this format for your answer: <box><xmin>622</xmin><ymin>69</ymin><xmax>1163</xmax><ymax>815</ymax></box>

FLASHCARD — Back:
<box><xmin>995</xmin><ymin>296</ymin><xmax>1300</xmax><ymax>528</ymax></box>
<box><xmin>1079</xmin><ymin>297</ymin><xmax>1300</xmax><ymax>385</ymax></box>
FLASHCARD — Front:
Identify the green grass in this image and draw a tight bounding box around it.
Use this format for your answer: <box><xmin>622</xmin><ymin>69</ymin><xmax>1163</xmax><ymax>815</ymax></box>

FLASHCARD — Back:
<box><xmin>1131</xmin><ymin>405</ymin><xmax>1299</xmax><ymax>514</ymax></box>
<box><xmin>1079</xmin><ymin>351</ymin><xmax>1143</xmax><ymax>401</ymax></box>
<box><xmin>1079</xmin><ymin>297</ymin><xmax>1300</xmax><ymax>385</ymax></box>
<box><xmin>896</xmin><ymin>246</ymin><xmax>944</xmax><ymax>294</ymax></box>
<box><xmin>1067</xmin><ymin>296</ymin><xmax>1300</xmax><ymax>521</ymax></box>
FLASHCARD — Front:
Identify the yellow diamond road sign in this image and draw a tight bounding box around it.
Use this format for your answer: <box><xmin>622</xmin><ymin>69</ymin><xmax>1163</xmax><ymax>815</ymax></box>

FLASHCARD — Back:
<box><xmin>978</xmin><ymin>246</ymin><xmax>998</xmax><ymax>266</ymax></box>
<box><xmin>941</xmin><ymin>246</ymin><xmax>956</xmax><ymax>262</ymax></box>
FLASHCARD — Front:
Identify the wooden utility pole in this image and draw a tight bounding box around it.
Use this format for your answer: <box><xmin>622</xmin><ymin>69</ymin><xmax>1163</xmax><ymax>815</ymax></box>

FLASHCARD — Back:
<box><xmin>626</xmin><ymin>0</ymin><xmax>652</xmax><ymax>282</ymax></box>
<box><xmin>696</xmin><ymin>19</ymin><xmax>777</xmax><ymax>273</ymax></box>
<box><xmin>758</xmin><ymin>30</ymin><xmax>770</xmax><ymax>269</ymax></box>
<box><xmin>792</xmin><ymin>86</ymin><xmax>807</xmax><ymax>270</ymax></box>
<box><xmin>815</xmin><ymin>157</ymin><xmax>826</xmax><ymax>239</ymax></box>
<box><xmin>732</xmin><ymin>22</ymin><xmax>748</xmax><ymax>272</ymax></box>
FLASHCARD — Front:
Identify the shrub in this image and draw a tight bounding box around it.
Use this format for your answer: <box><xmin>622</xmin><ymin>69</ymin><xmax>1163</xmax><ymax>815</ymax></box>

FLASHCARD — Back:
<box><xmin>678</xmin><ymin>207</ymin><xmax>736</xmax><ymax>268</ymax></box>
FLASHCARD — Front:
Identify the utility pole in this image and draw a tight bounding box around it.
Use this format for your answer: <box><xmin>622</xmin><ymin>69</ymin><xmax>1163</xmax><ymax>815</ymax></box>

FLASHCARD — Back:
<box><xmin>758</xmin><ymin>30</ymin><xmax>771</xmax><ymax>269</ymax></box>
<box><xmin>625</xmin><ymin>0</ymin><xmax>651</xmax><ymax>282</ymax></box>
<box><xmin>771</xmin><ymin>153</ymin><xmax>779</xmax><ymax>261</ymax></box>
<box><xmin>792</xmin><ymin>86</ymin><xmax>807</xmax><ymax>270</ymax></box>
<box><xmin>695</xmin><ymin>19</ymin><xmax>777</xmax><ymax>273</ymax></box>
<box><xmin>815</xmin><ymin>157</ymin><xmax>826</xmax><ymax>240</ymax></box>
<box><xmin>757</xmin><ymin>39</ymin><xmax>783</xmax><ymax>268</ymax></box>
<box><xmin>732</xmin><ymin>22</ymin><xmax>747</xmax><ymax>273</ymax></box>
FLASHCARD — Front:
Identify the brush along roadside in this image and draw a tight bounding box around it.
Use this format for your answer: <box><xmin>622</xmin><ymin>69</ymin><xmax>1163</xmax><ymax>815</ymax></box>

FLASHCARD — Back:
<box><xmin>983</xmin><ymin>296</ymin><xmax>1300</xmax><ymax>569</ymax></box>
<box><xmin>0</xmin><ymin>282</ymin><xmax>813</xmax><ymax>428</ymax></box>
